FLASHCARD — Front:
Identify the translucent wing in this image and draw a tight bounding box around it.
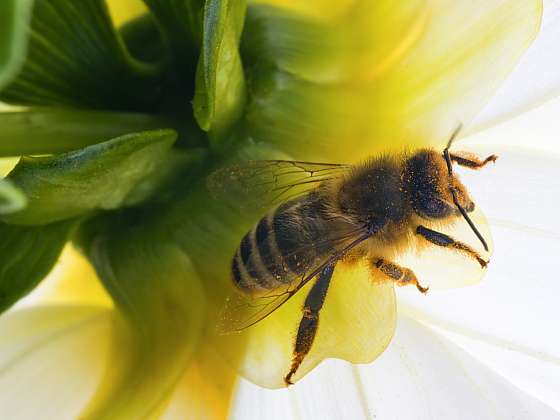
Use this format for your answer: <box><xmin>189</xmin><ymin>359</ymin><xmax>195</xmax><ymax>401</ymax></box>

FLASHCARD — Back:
<box><xmin>219</xmin><ymin>225</ymin><xmax>372</xmax><ymax>333</ymax></box>
<box><xmin>207</xmin><ymin>160</ymin><xmax>350</xmax><ymax>212</ymax></box>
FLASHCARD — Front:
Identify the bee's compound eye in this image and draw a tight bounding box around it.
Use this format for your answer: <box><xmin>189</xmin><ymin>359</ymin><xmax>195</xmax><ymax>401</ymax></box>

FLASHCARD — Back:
<box><xmin>417</xmin><ymin>195</ymin><xmax>451</xmax><ymax>219</ymax></box>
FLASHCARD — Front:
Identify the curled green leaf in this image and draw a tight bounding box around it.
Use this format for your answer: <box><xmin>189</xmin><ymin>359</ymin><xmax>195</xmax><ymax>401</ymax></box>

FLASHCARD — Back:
<box><xmin>0</xmin><ymin>218</ymin><xmax>77</xmax><ymax>313</ymax></box>
<box><xmin>0</xmin><ymin>0</ymin><xmax>164</xmax><ymax>111</ymax></box>
<box><xmin>143</xmin><ymin>0</ymin><xmax>204</xmax><ymax>53</ymax></box>
<box><xmin>0</xmin><ymin>0</ymin><xmax>33</xmax><ymax>90</ymax></box>
<box><xmin>193</xmin><ymin>0</ymin><xmax>247</xmax><ymax>143</ymax></box>
<box><xmin>2</xmin><ymin>130</ymin><xmax>177</xmax><ymax>225</ymax></box>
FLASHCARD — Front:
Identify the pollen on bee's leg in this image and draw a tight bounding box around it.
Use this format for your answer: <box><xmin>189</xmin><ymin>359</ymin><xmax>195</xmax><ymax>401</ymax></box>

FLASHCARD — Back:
<box><xmin>374</xmin><ymin>259</ymin><xmax>428</xmax><ymax>294</ymax></box>
<box><xmin>285</xmin><ymin>313</ymin><xmax>318</xmax><ymax>386</ymax></box>
<box><xmin>401</xmin><ymin>269</ymin><xmax>429</xmax><ymax>294</ymax></box>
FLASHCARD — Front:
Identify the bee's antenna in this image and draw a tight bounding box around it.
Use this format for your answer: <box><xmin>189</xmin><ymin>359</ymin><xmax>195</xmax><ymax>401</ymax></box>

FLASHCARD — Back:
<box><xmin>443</xmin><ymin>123</ymin><xmax>463</xmax><ymax>175</ymax></box>
<box><xmin>449</xmin><ymin>187</ymin><xmax>489</xmax><ymax>251</ymax></box>
<box><xmin>443</xmin><ymin>124</ymin><xmax>489</xmax><ymax>252</ymax></box>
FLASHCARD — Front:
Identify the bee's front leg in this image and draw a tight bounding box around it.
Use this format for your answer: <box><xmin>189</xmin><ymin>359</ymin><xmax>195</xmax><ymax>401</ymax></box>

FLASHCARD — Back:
<box><xmin>449</xmin><ymin>151</ymin><xmax>498</xmax><ymax>169</ymax></box>
<box><xmin>416</xmin><ymin>225</ymin><xmax>489</xmax><ymax>268</ymax></box>
<box><xmin>373</xmin><ymin>259</ymin><xmax>428</xmax><ymax>294</ymax></box>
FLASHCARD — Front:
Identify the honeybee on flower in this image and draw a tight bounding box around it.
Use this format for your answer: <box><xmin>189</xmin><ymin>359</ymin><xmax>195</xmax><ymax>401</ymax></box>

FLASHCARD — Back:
<box><xmin>0</xmin><ymin>0</ymin><xmax>558</xmax><ymax>419</ymax></box>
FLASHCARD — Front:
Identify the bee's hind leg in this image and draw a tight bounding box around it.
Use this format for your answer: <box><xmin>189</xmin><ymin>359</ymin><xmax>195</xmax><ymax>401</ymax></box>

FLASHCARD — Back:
<box><xmin>374</xmin><ymin>259</ymin><xmax>429</xmax><ymax>294</ymax></box>
<box><xmin>284</xmin><ymin>264</ymin><xmax>335</xmax><ymax>386</ymax></box>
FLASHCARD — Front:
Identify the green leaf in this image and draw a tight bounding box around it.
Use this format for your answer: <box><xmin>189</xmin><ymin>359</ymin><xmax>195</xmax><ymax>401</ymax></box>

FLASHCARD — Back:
<box><xmin>143</xmin><ymin>0</ymin><xmax>204</xmax><ymax>53</ymax></box>
<box><xmin>193</xmin><ymin>0</ymin><xmax>247</xmax><ymax>143</ymax></box>
<box><xmin>142</xmin><ymin>0</ymin><xmax>205</xmax><ymax>101</ymax></box>
<box><xmin>76</xmin><ymin>213</ymin><xmax>205</xmax><ymax>419</ymax></box>
<box><xmin>0</xmin><ymin>0</ymin><xmax>164</xmax><ymax>111</ymax></box>
<box><xmin>0</xmin><ymin>0</ymin><xmax>34</xmax><ymax>90</ymax></box>
<box><xmin>0</xmin><ymin>107</ymin><xmax>183</xmax><ymax>157</ymax></box>
<box><xmin>0</xmin><ymin>218</ymin><xmax>77</xmax><ymax>313</ymax></box>
<box><xmin>2</xmin><ymin>129</ymin><xmax>177</xmax><ymax>225</ymax></box>
<box><xmin>0</xmin><ymin>178</ymin><xmax>26</xmax><ymax>214</ymax></box>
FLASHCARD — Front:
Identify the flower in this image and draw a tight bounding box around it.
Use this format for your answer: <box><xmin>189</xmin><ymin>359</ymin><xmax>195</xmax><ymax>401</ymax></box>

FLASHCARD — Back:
<box><xmin>0</xmin><ymin>0</ymin><xmax>558</xmax><ymax>419</ymax></box>
<box><xmin>227</xmin><ymin>98</ymin><xmax>560</xmax><ymax>418</ymax></box>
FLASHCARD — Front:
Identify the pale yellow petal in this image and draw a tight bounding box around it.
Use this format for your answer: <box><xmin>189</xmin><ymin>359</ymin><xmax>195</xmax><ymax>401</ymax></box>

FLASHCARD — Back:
<box><xmin>161</xmin><ymin>340</ymin><xmax>238</xmax><ymax>420</ymax></box>
<box><xmin>216</xmin><ymin>263</ymin><xmax>396</xmax><ymax>389</ymax></box>
<box><xmin>0</xmin><ymin>158</ymin><xmax>17</xmax><ymax>176</ymax></box>
<box><xmin>396</xmin><ymin>206</ymin><xmax>493</xmax><ymax>290</ymax></box>
<box><xmin>0</xmin><ymin>306</ymin><xmax>112</xmax><ymax>420</ymax></box>
<box><xmin>249</xmin><ymin>0</ymin><xmax>357</xmax><ymax>21</ymax></box>
<box><xmin>246</xmin><ymin>0</ymin><xmax>542</xmax><ymax>162</ymax></box>
<box><xmin>17</xmin><ymin>245</ymin><xmax>112</xmax><ymax>308</ymax></box>
<box><xmin>246</xmin><ymin>0</ymin><xmax>428</xmax><ymax>84</ymax></box>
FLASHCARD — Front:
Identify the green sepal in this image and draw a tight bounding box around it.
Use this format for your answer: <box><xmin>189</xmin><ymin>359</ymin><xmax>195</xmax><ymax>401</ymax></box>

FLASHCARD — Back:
<box><xmin>76</xmin><ymin>212</ymin><xmax>205</xmax><ymax>419</ymax></box>
<box><xmin>0</xmin><ymin>0</ymin><xmax>164</xmax><ymax>111</ymax></box>
<box><xmin>0</xmin><ymin>0</ymin><xmax>34</xmax><ymax>90</ymax></box>
<box><xmin>124</xmin><ymin>147</ymin><xmax>208</xmax><ymax>206</ymax></box>
<box><xmin>0</xmin><ymin>179</ymin><xmax>26</xmax><ymax>214</ymax></box>
<box><xmin>193</xmin><ymin>0</ymin><xmax>247</xmax><ymax>145</ymax></box>
<box><xmin>0</xmin><ymin>218</ymin><xmax>77</xmax><ymax>314</ymax></box>
<box><xmin>0</xmin><ymin>108</ymin><xmax>184</xmax><ymax>157</ymax></box>
<box><xmin>2</xmin><ymin>130</ymin><xmax>177</xmax><ymax>225</ymax></box>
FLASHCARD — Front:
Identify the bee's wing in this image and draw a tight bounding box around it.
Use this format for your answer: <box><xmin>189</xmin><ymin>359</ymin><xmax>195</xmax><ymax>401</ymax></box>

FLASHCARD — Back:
<box><xmin>207</xmin><ymin>160</ymin><xmax>350</xmax><ymax>212</ymax></box>
<box><xmin>219</xmin><ymin>229</ymin><xmax>372</xmax><ymax>333</ymax></box>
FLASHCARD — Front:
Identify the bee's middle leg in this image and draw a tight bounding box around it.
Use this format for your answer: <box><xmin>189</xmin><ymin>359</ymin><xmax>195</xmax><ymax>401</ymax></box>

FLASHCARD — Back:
<box><xmin>373</xmin><ymin>258</ymin><xmax>429</xmax><ymax>294</ymax></box>
<box><xmin>416</xmin><ymin>225</ymin><xmax>488</xmax><ymax>268</ymax></box>
<box><xmin>284</xmin><ymin>263</ymin><xmax>335</xmax><ymax>386</ymax></box>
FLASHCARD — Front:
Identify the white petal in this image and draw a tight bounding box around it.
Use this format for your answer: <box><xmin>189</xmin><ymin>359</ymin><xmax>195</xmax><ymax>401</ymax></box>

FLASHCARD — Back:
<box><xmin>357</xmin><ymin>316</ymin><xmax>560</xmax><ymax>420</ymax></box>
<box><xmin>397</xmin><ymin>141</ymin><xmax>560</xmax><ymax>409</ymax></box>
<box><xmin>427</xmin><ymin>326</ymin><xmax>560</xmax><ymax>413</ymax></box>
<box><xmin>465</xmin><ymin>93</ymin><xmax>560</xmax><ymax>155</ymax></box>
<box><xmin>473</xmin><ymin>0</ymin><xmax>560</xmax><ymax>130</ymax></box>
<box><xmin>0</xmin><ymin>306</ymin><xmax>111</xmax><ymax>420</ymax></box>
<box><xmin>230</xmin><ymin>316</ymin><xmax>559</xmax><ymax>419</ymax></box>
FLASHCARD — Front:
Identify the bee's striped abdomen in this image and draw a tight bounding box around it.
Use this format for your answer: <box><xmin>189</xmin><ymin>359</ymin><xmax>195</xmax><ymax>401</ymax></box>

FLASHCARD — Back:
<box><xmin>232</xmin><ymin>195</ymin><xmax>329</xmax><ymax>294</ymax></box>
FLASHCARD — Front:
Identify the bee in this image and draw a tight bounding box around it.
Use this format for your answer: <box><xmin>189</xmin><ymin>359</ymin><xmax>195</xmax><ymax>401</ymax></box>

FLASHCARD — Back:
<box><xmin>208</xmin><ymin>126</ymin><xmax>497</xmax><ymax>386</ymax></box>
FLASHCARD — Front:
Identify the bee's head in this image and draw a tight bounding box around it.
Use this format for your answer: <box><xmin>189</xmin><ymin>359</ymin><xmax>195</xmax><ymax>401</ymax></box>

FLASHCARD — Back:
<box><xmin>403</xmin><ymin>125</ymin><xmax>488</xmax><ymax>251</ymax></box>
<box><xmin>403</xmin><ymin>149</ymin><xmax>474</xmax><ymax>220</ymax></box>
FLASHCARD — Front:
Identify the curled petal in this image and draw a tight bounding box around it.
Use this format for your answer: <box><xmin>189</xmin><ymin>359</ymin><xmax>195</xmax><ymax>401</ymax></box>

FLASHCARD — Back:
<box><xmin>244</xmin><ymin>0</ymin><xmax>428</xmax><ymax>84</ymax></box>
<box><xmin>473</xmin><ymin>0</ymin><xmax>560</xmax><ymax>130</ymax></box>
<box><xmin>161</xmin><ymin>340</ymin><xmax>239</xmax><ymax>420</ymax></box>
<box><xmin>244</xmin><ymin>0</ymin><xmax>542</xmax><ymax>162</ymax></box>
